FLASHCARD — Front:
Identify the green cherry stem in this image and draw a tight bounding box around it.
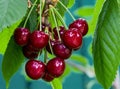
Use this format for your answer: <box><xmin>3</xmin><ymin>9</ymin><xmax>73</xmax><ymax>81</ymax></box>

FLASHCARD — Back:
<box><xmin>23</xmin><ymin>0</ymin><xmax>38</xmax><ymax>28</ymax></box>
<box><xmin>49</xmin><ymin>5</ymin><xmax>61</xmax><ymax>41</ymax></box>
<box><xmin>44</xmin><ymin>48</ymin><xmax>47</xmax><ymax>63</ymax></box>
<box><xmin>39</xmin><ymin>0</ymin><xmax>42</xmax><ymax>31</ymax></box>
<box><xmin>52</xmin><ymin>6</ymin><xmax>68</xmax><ymax>29</ymax></box>
<box><xmin>58</xmin><ymin>1</ymin><xmax>76</xmax><ymax>21</ymax></box>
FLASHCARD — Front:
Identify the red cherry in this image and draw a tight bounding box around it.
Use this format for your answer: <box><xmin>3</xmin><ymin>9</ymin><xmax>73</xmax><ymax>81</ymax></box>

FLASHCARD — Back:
<box><xmin>42</xmin><ymin>71</ymin><xmax>54</xmax><ymax>82</ymax></box>
<box><xmin>46</xmin><ymin>57</ymin><xmax>65</xmax><ymax>78</ymax></box>
<box><xmin>53</xmin><ymin>43</ymin><xmax>72</xmax><ymax>59</ymax></box>
<box><xmin>25</xmin><ymin>59</ymin><xmax>45</xmax><ymax>80</ymax></box>
<box><xmin>30</xmin><ymin>30</ymin><xmax>49</xmax><ymax>49</ymax></box>
<box><xmin>14</xmin><ymin>27</ymin><xmax>30</xmax><ymax>46</ymax></box>
<box><xmin>69</xmin><ymin>18</ymin><xmax>88</xmax><ymax>36</ymax></box>
<box><xmin>62</xmin><ymin>28</ymin><xmax>82</xmax><ymax>49</ymax></box>
<box><xmin>53</xmin><ymin>26</ymin><xmax>66</xmax><ymax>40</ymax></box>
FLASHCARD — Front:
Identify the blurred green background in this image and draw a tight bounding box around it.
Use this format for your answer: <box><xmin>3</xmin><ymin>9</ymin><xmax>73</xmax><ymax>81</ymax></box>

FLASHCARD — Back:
<box><xmin>0</xmin><ymin>0</ymin><xmax>114</xmax><ymax>89</ymax></box>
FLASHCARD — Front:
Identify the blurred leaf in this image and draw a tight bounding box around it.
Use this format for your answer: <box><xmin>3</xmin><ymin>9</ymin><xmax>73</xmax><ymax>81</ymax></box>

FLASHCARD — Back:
<box><xmin>67</xmin><ymin>0</ymin><xmax>75</xmax><ymax>8</ymax></box>
<box><xmin>70</xmin><ymin>54</ymin><xmax>88</xmax><ymax>65</ymax></box>
<box><xmin>93</xmin><ymin>0</ymin><xmax>120</xmax><ymax>89</ymax></box>
<box><xmin>88</xmin><ymin>0</ymin><xmax>105</xmax><ymax>35</ymax></box>
<box><xmin>0</xmin><ymin>20</ymin><xmax>22</xmax><ymax>54</ymax></box>
<box><xmin>75</xmin><ymin>6</ymin><xmax>94</xmax><ymax>17</ymax></box>
<box><xmin>0</xmin><ymin>0</ymin><xmax>27</xmax><ymax>30</ymax></box>
<box><xmin>51</xmin><ymin>78</ymin><xmax>62</xmax><ymax>89</ymax></box>
<box><xmin>2</xmin><ymin>37</ymin><xmax>25</xmax><ymax>87</ymax></box>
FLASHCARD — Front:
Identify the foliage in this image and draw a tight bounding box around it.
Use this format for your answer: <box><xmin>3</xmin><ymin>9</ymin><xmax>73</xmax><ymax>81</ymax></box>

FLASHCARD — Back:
<box><xmin>93</xmin><ymin>0</ymin><xmax>120</xmax><ymax>89</ymax></box>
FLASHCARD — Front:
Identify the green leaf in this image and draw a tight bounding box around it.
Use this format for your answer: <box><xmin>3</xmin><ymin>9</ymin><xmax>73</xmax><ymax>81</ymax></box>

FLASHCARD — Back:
<box><xmin>56</xmin><ymin>0</ymin><xmax>69</xmax><ymax>16</ymax></box>
<box><xmin>67</xmin><ymin>0</ymin><xmax>75</xmax><ymax>8</ymax></box>
<box><xmin>0</xmin><ymin>0</ymin><xmax>27</xmax><ymax>30</ymax></box>
<box><xmin>50</xmin><ymin>78</ymin><xmax>62</xmax><ymax>89</ymax></box>
<box><xmin>2</xmin><ymin>37</ymin><xmax>25</xmax><ymax>87</ymax></box>
<box><xmin>0</xmin><ymin>20</ymin><xmax>22</xmax><ymax>54</ymax></box>
<box><xmin>74</xmin><ymin>6</ymin><xmax>94</xmax><ymax>17</ymax></box>
<box><xmin>88</xmin><ymin>0</ymin><xmax>105</xmax><ymax>35</ymax></box>
<box><xmin>93</xmin><ymin>0</ymin><xmax>120</xmax><ymax>89</ymax></box>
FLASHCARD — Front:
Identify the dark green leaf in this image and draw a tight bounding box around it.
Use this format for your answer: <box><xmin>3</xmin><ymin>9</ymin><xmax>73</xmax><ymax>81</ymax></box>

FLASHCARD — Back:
<box><xmin>0</xmin><ymin>20</ymin><xmax>22</xmax><ymax>54</ymax></box>
<box><xmin>0</xmin><ymin>0</ymin><xmax>27</xmax><ymax>30</ymax></box>
<box><xmin>56</xmin><ymin>0</ymin><xmax>69</xmax><ymax>16</ymax></box>
<box><xmin>93</xmin><ymin>0</ymin><xmax>120</xmax><ymax>89</ymax></box>
<box><xmin>2</xmin><ymin>37</ymin><xmax>25</xmax><ymax>87</ymax></box>
<box><xmin>50</xmin><ymin>78</ymin><xmax>62</xmax><ymax>89</ymax></box>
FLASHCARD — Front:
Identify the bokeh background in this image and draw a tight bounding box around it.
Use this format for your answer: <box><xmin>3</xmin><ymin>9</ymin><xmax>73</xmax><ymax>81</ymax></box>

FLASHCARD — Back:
<box><xmin>0</xmin><ymin>0</ymin><xmax>114</xmax><ymax>89</ymax></box>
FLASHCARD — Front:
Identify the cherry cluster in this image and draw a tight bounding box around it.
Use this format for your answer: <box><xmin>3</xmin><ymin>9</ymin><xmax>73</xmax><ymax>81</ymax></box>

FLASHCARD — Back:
<box><xmin>13</xmin><ymin>18</ymin><xmax>88</xmax><ymax>82</ymax></box>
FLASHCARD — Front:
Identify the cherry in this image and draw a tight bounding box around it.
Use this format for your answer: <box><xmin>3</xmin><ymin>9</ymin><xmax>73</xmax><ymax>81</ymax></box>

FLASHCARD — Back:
<box><xmin>53</xmin><ymin>26</ymin><xmax>66</xmax><ymax>40</ymax></box>
<box><xmin>25</xmin><ymin>59</ymin><xmax>45</xmax><ymax>80</ymax></box>
<box><xmin>62</xmin><ymin>28</ymin><xmax>82</xmax><ymax>49</ymax></box>
<box><xmin>30</xmin><ymin>30</ymin><xmax>49</xmax><ymax>49</ymax></box>
<box><xmin>46</xmin><ymin>57</ymin><xmax>65</xmax><ymax>78</ymax></box>
<box><xmin>42</xmin><ymin>71</ymin><xmax>54</xmax><ymax>82</ymax></box>
<box><xmin>69</xmin><ymin>18</ymin><xmax>88</xmax><ymax>36</ymax></box>
<box><xmin>46</xmin><ymin>39</ymin><xmax>60</xmax><ymax>54</ymax></box>
<box><xmin>14</xmin><ymin>27</ymin><xmax>30</xmax><ymax>46</ymax></box>
<box><xmin>53</xmin><ymin>43</ymin><xmax>72</xmax><ymax>59</ymax></box>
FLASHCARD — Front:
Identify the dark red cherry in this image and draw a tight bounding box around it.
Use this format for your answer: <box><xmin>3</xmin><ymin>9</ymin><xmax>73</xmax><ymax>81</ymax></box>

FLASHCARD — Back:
<box><xmin>25</xmin><ymin>59</ymin><xmax>45</xmax><ymax>80</ymax></box>
<box><xmin>62</xmin><ymin>28</ymin><xmax>82</xmax><ymax>49</ymax></box>
<box><xmin>42</xmin><ymin>71</ymin><xmax>54</xmax><ymax>82</ymax></box>
<box><xmin>53</xmin><ymin>43</ymin><xmax>72</xmax><ymax>59</ymax></box>
<box><xmin>22</xmin><ymin>43</ymin><xmax>40</xmax><ymax>59</ymax></box>
<box><xmin>53</xmin><ymin>26</ymin><xmax>66</xmax><ymax>40</ymax></box>
<box><xmin>46</xmin><ymin>57</ymin><xmax>65</xmax><ymax>78</ymax></box>
<box><xmin>69</xmin><ymin>18</ymin><xmax>88</xmax><ymax>36</ymax></box>
<box><xmin>14</xmin><ymin>27</ymin><xmax>30</xmax><ymax>46</ymax></box>
<box><xmin>30</xmin><ymin>30</ymin><xmax>49</xmax><ymax>49</ymax></box>
<box><xmin>46</xmin><ymin>39</ymin><xmax>60</xmax><ymax>54</ymax></box>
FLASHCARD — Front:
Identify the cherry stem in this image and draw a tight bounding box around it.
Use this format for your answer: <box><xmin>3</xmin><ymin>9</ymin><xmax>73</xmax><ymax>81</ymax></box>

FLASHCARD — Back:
<box><xmin>39</xmin><ymin>0</ymin><xmax>42</xmax><ymax>31</ymax></box>
<box><xmin>44</xmin><ymin>48</ymin><xmax>47</xmax><ymax>63</ymax></box>
<box><xmin>58</xmin><ymin>1</ymin><xmax>76</xmax><ymax>21</ymax></box>
<box><xmin>48</xmin><ymin>40</ymin><xmax>54</xmax><ymax>55</ymax></box>
<box><xmin>52</xmin><ymin>6</ymin><xmax>68</xmax><ymax>29</ymax></box>
<box><xmin>49</xmin><ymin>5</ymin><xmax>61</xmax><ymax>41</ymax></box>
<box><xmin>23</xmin><ymin>0</ymin><xmax>38</xmax><ymax>28</ymax></box>
<box><xmin>39</xmin><ymin>0</ymin><xmax>45</xmax><ymax>31</ymax></box>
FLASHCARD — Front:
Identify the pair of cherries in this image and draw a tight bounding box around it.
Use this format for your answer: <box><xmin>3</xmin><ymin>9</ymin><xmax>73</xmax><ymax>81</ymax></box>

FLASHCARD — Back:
<box><xmin>13</xmin><ymin>18</ymin><xmax>88</xmax><ymax>81</ymax></box>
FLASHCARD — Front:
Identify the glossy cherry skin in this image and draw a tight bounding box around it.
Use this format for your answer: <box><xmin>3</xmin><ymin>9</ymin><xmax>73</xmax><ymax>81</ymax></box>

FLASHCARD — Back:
<box><xmin>42</xmin><ymin>71</ymin><xmax>54</xmax><ymax>82</ymax></box>
<box><xmin>62</xmin><ymin>28</ymin><xmax>82</xmax><ymax>49</ymax></box>
<box><xmin>14</xmin><ymin>28</ymin><xmax>30</xmax><ymax>46</ymax></box>
<box><xmin>46</xmin><ymin>39</ymin><xmax>60</xmax><ymax>54</ymax></box>
<box><xmin>53</xmin><ymin>26</ymin><xmax>66</xmax><ymax>40</ymax></box>
<box><xmin>53</xmin><ymin>43</ymin><xmax>72</xmax><ymax>59</ymax></box>
<box><xmin>30</xmin><ymin>30</ymin><xmax>49</xmax><ymax>49</ymax></box>
<box><xmin>69</xmin><ymin>18</ymin><xmax>88</xmax><ymax>36</ymax></box>
<box><xmin>46</xmin><ymin>57</ymin><xmax>65</xmax><ymax>78</ymax></box>
<box><xmin>25</xmin><ymin>59</ymin><xmax>45</xmax><ymax>80</ymax></box>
